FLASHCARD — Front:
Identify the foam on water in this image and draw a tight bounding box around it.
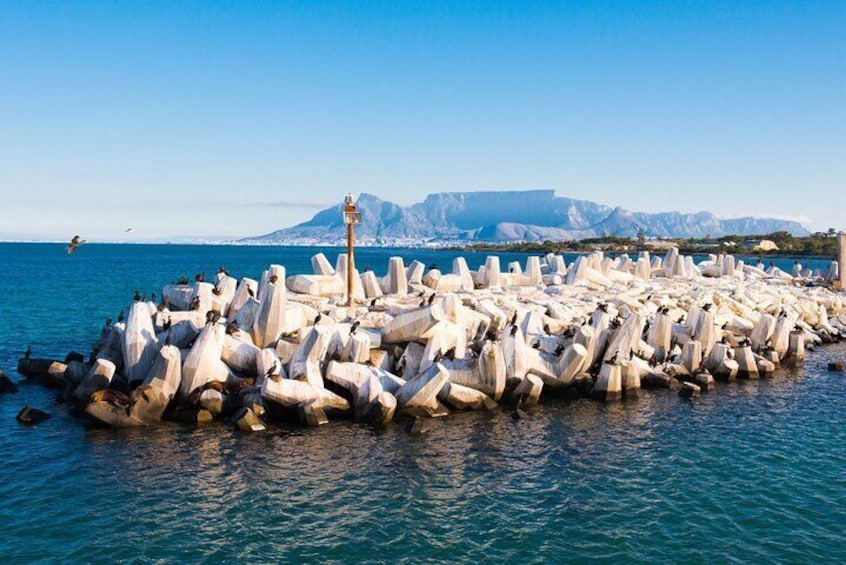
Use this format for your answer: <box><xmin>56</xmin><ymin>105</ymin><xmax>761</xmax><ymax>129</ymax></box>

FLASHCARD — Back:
<box><xmin>0</xmin><ymin>244</ymin><xmax>844</xmax><ymax>562</ymax></box>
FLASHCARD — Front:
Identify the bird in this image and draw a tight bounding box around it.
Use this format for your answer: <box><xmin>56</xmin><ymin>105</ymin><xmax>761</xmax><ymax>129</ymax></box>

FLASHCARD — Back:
<box><xmin>428</xmin><ymin>293</ymin><xmax>436</xmax><ymax>305</ymax></box>
<box><xmin>125</xmin><ymin>227</ymin><xmax>134</xmax><ymax>233</ymax></box>
<box><xmin>133</xmin><ymin>289</ymin><xmax>142</xmax><ymax>302</ymax></box>
<box><xmin>428</xmin><ymin>263</ymin><xmax>439</xmax><ymax>271</ymax></box>
<box><xmin>510</xmin><ymin>325</ymin><xmax>518</xmax><ymax>336</ymax></box>
<box><xmin>162</xmin><ymin>318</ymin><xmax>172</xmax><ymax>331</ymax></box>
<box><xmin>531</xmin><ymin>341</ymin><xmax>541</xmax><ymax>349</ymax></box>
<box><xmin>194</xmin><ymin>272</ymin><xmax>205</xmax><ymax>283</ymax></box>
<box><xmin>265</xmin><ymin>362</ymin><xmax>279</xmax><ymax>381</ymax></box>
<box><xmin>117</xmin><ymin>310</ymin><xmax>125</xmax><ymax>323</ymax></box>
<box><xmin>66</xmin><ymin>235</ymin><xmax>87</xmax><ymax>254</ymax></box>
<box><xmin>268</xmin><ymin>275</ymin><xmax>278</xmax><ymax>284</ymax></box>
<box><xmin>104</xmin><ymin>318</ymin><xmax>112</xmax><ymax>327</ymax></box>
<box><xmin>206</xmin><ymin>310</ymin><xmax>221</xmax><ymax>325</ymax></box>
<box><xmin>218</xmin><ymin>265</ymin><xmax>228</xmax><ymax>276</ymax></box>
<box><xmin>150</xmin><ymin>292</ymin><xmax>156</xmax><ymax>303</ymax></box>
<box><xmin>350</xmin><ymin>320</ymin><xmax>361</xmax><ymax>335</ymax></box>
<box><xmin>24</xmin><ymin>345</ymin><xmax>31</xmax><ymax>359</ymax></box>
<box><xmin>189</xmin><ymin>297</ymin><xmax>201</xmax><ymax>311</ymax></box>
<box><xmin>370</xmin><ymin>298</ymin><xmax>379</xmax><ymax>307</ymax></box>
<box><xmin>178</xmin><ymin>276</ymin><xmax>189</xmax><ymax>285</ymax></box>
<box><xmin>607</xmin><ymin>351</ymin><xmax>619</xmax><ymax>364</ymax></box>
<box><xmin>225</xmin><ymin>320</ymin><xmax>238</xmax><ymax>335</ymax></box>
<box><xmin>314</xmin><ymin>313</ymin><xmax>322</xmax><ymax>325</ymax></box>
<box><xmin>702</xmin><ymin>303</ymin><xmax>713</xmax><ymax>312</ymax></box>
<box><xmin>247</xmin><ymin>287</ymin><xmax>256</xmax><ymax>298</ymax></box>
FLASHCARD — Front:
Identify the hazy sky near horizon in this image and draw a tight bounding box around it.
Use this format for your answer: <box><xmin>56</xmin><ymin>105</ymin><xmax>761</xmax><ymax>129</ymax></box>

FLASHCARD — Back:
<box><xmin>1</xmin><ymin>1</ymin><xmax>844</xmax><ymax>240</ymax></box>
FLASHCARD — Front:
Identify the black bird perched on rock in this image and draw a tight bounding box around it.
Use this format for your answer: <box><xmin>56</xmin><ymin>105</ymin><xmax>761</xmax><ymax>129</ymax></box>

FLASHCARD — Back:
<box><xmin>163</xmin><ymin>317</ymin><xmax>172</xmax><ymax>331</ymax></box>
<box><xmin>225</xmin><ymin>319</ymin><xmax>238</xmax><ymax>334</ymax></box>
<box><xmin>721</xmin><ymin>322</ymin><xmax>729</xmax><ymax>330</ymax></box>
<box><xmin>105</xmin><ymin>318</ymin><xmax>112</xmax><ymax>327</ymax></box>
<box><xmin>218</xmin><ymin>265</ymin><xmax>229</xmax><ymax>276</ymax></box>
<box><xmin>24</xmin><ymin>345</ymin><xmax>31</xmax><ymax>359</ymax></box>
<box><xmin>677</xmin><ymin>315</ymin><xmax>686</xmax><ymax>324</ymax></box>
<box><xmin>314</xmin><ymin>313</ymin><xmax>322</xmax><ymax>325</ymax></box>
<box><xmin>444</xmin><ymin>347</ymin><xmax>456</xmax><ymax>360</ymax></box>
<box><xmin>428</xmin><ymin>293</ymin><xmax>436</xmax><ymax>305</ymax></box>
<box><xmin>659</xmin><ymin>305</ymin><xmax>670</xmax><ymax>315</ymax></box>
<box><xmin>554</xmin><ymin>343</ymin><xmax>565</xmax><ymax>356</ymax></box>
<box><xmin>133</xmin><ymin>289</ymin><xmax>142</xmax><ymax>302</ymax></box>
<box><xmin>510</xmin><ymin>312</ymin><xmax>518</xmax><ymax>325</ymax></box>
<box><xmin>510</xmin><ymin>325</ymin><xmax>519</xmax><ymax>336</ymax></box>
<box><xmin>350</xmin><ymin>320</ymin><xmax>361</xmax><ymax>335</ymax></box>
<box><xmin>531</xmin><ymin>341</ymin><xmax>541</xmax><ymax>349</ymax></box>
<box><xmin>150</xmin><ymin>292</ymin><xmax>156</xmax><ymax>303</ymax></box>
<box><xmin>606</xmin><ymin>351</ymin><xmax>619</xmax><ymax>365</ymax></box>
<box><xmin>268</xmin><ymin>274</ymin><xmax>278</xmax><ymax>284</ymax></box>
<box><xmin>206</xmin><ymin>310</ymin><xmax>221</xmax><ymax>325</ymax></box>
<box><xmin>266</xmin><ymin>362</ymin><xmax>280</xmax><ymax>382</ymax></box>
<box><xmin>117</xmin><ymin>310</ymin><xmax>125</xmax><ymax>323</ymax></box>
<box><xmin>702</xmin><ymin>303</ymin><xmax>713</xmax><ymax>312</ymax></box>
<box><xmin>247</xmin><ymin>287</ymin><xmax>255</xmax><ymax>298</ymax></box>
<box><xmin>597</xmin><ymin>302</ymin><xmax>609</xmax><ymax>313</ymax></box>
<box><xmin>194</xmin><ymin>272</ymin><xmax>205</xmax><ymax>283</ymax></box>
<box><xmin>66</xmin><ymin>235</ymin><xmax>87</xmax><ymax>254</ymax></box>
<box><xmin>189</xmin><ymin>297</ymin><xmax>201</xmax><ymax>311</ymax></box>
<box><xmin>212</xmin><ymin>287</ymin><xmax>222</xmax><ymax>296</ymax></box>
<box><xmin>178</xmin><ymin>276</ymin><xmax>189</xmax><ymax>285</ymax></box>
<box><xmin>419</xmin><ymin>298</ymin><xmax>427</xmax><ymax>308</ymax></box>
<box><xmin>428</xmin><ymin>263</ymin><xmax>439</xmax><ymax>271</ymax></box>
<box><xmin>370</xmin><ymin>298</ymin><xmax>379</xmax><ymax>307</ymax></box>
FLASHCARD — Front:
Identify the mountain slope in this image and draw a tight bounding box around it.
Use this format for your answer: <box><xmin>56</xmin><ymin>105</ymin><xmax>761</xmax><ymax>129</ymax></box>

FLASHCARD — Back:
<box><xmin>242</xmin><ymin>190</ymin><xmax>809</xmax><ymax>245</ymax></box>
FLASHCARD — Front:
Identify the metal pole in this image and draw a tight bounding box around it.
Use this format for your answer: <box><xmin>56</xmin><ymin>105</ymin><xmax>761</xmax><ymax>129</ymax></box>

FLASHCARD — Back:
<box><xmin>347</xmin><ymin>222</ymin><xmax>355</xmax><ymax>306</ymax></box>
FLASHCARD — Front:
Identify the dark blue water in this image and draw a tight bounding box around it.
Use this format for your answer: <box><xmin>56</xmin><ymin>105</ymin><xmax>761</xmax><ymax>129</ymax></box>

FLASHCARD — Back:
<box><xmin>1</xmin><ymin>243</ymin><xmax>844</xmax><ymax>563</ymax></box>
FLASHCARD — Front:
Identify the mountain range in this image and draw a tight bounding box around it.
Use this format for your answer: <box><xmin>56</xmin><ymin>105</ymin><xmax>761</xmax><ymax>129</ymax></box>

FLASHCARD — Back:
<box><xmin>242</xmin><ymin>190</ymin><xmax>809</xmax><ymax>245</ymax></box>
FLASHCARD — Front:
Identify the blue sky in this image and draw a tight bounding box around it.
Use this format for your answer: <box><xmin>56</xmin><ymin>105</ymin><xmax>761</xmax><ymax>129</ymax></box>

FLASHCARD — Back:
<box><xmin>1</xmin><ymin>1</ymin><xmax>843</xmax><ymax>240</ymax></box>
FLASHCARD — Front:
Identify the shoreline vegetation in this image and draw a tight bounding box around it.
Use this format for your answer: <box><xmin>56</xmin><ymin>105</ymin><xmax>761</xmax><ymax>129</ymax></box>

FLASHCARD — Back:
<box><xmin>454</xmin><ymin>230</ymin><xmax>840</xmax><ymax>259</ymax></box>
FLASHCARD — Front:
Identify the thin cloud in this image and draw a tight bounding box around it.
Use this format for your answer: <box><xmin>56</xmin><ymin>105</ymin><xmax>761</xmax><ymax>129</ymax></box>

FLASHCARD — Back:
<box><xmin>255</xmin><ymin>199</ymin><xmax>333</xmax><ymax>209</ymax></box>
<box><xmin>721</xmin><ymin>212</ymin><xmax>812</xmax><ymax>225</ymax></box>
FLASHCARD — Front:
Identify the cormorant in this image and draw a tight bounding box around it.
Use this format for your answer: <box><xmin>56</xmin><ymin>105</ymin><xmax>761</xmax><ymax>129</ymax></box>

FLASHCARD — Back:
<box><xmin>66</xmin><ymin>235</ymin><xmax>87</xmax><ymax>255</ymax></box>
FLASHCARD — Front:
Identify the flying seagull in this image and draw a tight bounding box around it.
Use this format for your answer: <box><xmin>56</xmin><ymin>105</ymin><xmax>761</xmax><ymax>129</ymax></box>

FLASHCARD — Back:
<box><xmin>67</xmin><ymin>235</ymin><xmax>87</xmax><ymax>254</ymax></box>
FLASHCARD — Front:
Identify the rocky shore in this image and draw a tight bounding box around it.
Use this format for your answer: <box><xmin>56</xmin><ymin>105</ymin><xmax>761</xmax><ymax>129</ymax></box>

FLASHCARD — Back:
<box><xmin>15</xmin><ymin>249</ymin><xmax>846</xmax><ymax>431</ymax></box>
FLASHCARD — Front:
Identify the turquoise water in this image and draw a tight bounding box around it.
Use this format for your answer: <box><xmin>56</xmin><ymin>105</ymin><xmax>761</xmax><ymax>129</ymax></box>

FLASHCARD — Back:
<box><xmin>0</xmin><ymin>243</ymin><xmax>844</xmax><ymax>563</ymax></box>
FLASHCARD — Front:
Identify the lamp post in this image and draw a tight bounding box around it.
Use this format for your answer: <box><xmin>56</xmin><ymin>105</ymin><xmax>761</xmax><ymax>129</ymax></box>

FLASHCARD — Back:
<box><xmin>342</xmin><ymin>193</ymin><xmax>361</xmax><ymax>306</ymax></box>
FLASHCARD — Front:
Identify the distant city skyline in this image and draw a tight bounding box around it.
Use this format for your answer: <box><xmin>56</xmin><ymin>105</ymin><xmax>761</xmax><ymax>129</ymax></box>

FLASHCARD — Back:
<box><xmin>1</xmin><ymin>1</ymin><xmax>843</xmax><ymax>240</ymax></box>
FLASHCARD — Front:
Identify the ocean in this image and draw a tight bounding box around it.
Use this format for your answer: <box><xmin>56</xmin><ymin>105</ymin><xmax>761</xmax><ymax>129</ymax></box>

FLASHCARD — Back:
<box><xmin>0</xmin><ymin>243</ymin><xmax>844</xmax><ymax>563</ymax></box>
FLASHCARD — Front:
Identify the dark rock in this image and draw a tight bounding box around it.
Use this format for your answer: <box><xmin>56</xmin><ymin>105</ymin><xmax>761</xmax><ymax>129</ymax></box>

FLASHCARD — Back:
<box><xmin>0</xmin><ymin>371</ymin><xmax>19</xmax><ymax>394</ymax></box>
<box><xmin>404</xmin><ymin>417</ymin><xmax>431</xmax><ymax>436</ymax></box>
<box><xmin>16</xmin><ymin>359</ymin><xmax>69</xmax><ymax>389</ymax></box>
<box><xmin>64</xmin><ymin>352</ymin><xmax>86</xmax><ymax>364</ymax></box>
<box><xmin>16</xmin><ymin>405</ymin><xmax>51</xmax><ymax>425</ymax></box>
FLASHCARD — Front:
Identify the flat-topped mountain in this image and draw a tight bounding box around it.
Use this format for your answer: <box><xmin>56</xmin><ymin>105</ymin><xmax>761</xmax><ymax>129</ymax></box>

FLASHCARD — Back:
<box><xmin>242</xmin><ymin>190</ymin><xmax>808</xmax><ymax>245</ymax></box>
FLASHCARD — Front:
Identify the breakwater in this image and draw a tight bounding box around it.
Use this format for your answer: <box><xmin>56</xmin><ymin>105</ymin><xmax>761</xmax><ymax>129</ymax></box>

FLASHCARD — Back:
<box><xmin>14</xmin><ymin>248</ymin><xmax>845</xmax><ymax>430</ymax></box>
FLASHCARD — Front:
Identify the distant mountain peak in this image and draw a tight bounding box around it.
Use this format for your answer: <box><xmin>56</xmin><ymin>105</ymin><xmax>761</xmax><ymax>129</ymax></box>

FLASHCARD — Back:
<box><xmin>242</xmin><ymin>190</ymin><xmax>809</xmax><ymax>245</ymax></box>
